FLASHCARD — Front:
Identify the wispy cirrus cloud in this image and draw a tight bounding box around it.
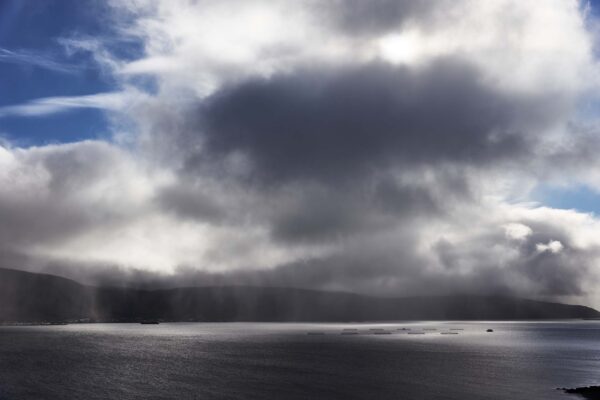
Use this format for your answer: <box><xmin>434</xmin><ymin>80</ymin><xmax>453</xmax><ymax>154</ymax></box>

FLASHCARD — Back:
<box><xmin>0</xmin><ymin>48</ymin><xmax>80</xmax><ymax>74</ymax></box>
<box><xmin>0</xmin><ymin>89</ymin><xmax>146</xmax><ymax>118</ymax></box>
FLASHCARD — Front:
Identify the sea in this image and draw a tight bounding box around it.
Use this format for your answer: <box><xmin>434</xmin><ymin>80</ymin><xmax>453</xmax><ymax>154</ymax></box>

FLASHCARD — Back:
<box><xmin>0</xmin><ymin>321</ymin><xmax>598</xmax><ymax>399</ymax></box>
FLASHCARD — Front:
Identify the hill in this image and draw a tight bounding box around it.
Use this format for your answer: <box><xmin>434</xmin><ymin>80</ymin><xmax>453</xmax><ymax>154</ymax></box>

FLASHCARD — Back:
<box><xmin>1</xmin><ymin>268</ymin><xmax>598</xmax><ymax>322</ymax></box>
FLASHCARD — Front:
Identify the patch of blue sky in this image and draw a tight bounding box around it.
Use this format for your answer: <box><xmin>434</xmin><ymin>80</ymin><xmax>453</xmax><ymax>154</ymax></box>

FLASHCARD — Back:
<box><xmin>0</xmin><ymin>108</ymin><xmax>109</xmax><ymax>146</ymax></box>
<box><xmin>0</xmin><ymin>1</ymin><xmax>108</xmax><ymax>49</ymax></box>
<box><xmin>0</xmin><ymin>60</ymin><xmax>111</xmax><ymax>105</ymax></box>
<box><xmin>0</xmin><ymin>0</ymin><xmax>144</xmax><ymax>146</ymax></box>
<box><xmin>532</xmin><ymin>184</ymin><xmax>600</xmax><ymax>215</ymax></box>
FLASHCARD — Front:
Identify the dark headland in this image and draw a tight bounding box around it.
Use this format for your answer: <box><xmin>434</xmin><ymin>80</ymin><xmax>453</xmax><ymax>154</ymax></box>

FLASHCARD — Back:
<box><xmin>1</xmin><ymin>267</ymin><xmax>599</xmax><ymax>323</ymax></box>
<box><xmin>559</xmin><ymin>386</ymin><xmax>600</xmax><ymax>399</ymax></box>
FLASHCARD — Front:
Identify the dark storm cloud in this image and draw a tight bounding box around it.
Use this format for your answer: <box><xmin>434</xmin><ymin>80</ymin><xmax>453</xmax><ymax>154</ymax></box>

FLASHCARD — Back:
<box><xmin>317</xmin><ymin>0</ymin><xmax>451</xmax><ymax>37</ymax></box>
<box><xmin>155</xmin><ymin>183</ymin><xmax>225</xmax><ymax>223</ymax></box>
<box><xmin>268</xmin><ymin>174</ymin><xmax>451</xmax><ymax>244</ymax></box>
<box><xmin>153</xmin><ymin>56</ymin><xmax>570</xmax><ymax>253</ymax></box>
<box><xmin>269</xmin><ymin>189</ymin><xmax>377</xmax><ymax>243</ymax></box>
<box><xmin>197</xmin><ymin>58</ymin><xmax>560</xmax><ymax>184</ymax></box>
<box><xmin>152</xmin><ymin>165</ymin><xmax>458</xmax><ymax>246</ymax></box>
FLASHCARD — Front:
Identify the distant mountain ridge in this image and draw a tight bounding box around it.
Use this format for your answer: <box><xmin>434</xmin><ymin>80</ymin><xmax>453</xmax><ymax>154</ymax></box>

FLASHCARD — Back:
<box><xmin>1</xmin><ymin>268</ymin><xmax>599</xmax><ymax>323</ymax></box>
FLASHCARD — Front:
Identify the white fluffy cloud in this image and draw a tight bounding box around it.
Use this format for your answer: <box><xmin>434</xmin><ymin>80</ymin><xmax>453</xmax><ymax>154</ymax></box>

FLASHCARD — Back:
<box><xmin>536</xmin><ymin>240</ymin><xmax>564</xmax><ymax>254</ymax></box>
<box><xmin>504</xmin><ymin>223</ymin><xmax>533</xmax><ymax>241</ymax></box>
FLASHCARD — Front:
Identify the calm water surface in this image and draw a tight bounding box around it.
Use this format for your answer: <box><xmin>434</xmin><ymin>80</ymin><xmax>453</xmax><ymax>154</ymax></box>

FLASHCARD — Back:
<box><xmin>0</xmin><ymin>321</ymin><xmax>598</xmax><ymax>399</ymax></box>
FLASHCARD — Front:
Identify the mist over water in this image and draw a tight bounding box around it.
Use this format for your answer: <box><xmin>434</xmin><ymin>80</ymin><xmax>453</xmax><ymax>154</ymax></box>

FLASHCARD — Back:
<box><xmin>0</xmin><ymin>321</ymin><xmax>598</xmax><ymax>400</ymax></box>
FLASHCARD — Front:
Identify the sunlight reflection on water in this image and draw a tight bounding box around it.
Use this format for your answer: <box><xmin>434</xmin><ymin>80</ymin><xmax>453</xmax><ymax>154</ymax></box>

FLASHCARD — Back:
<box><xmin>0</xmin><ymin>321</ymin><xmax>598</xmax><ymax>399</ymax></box>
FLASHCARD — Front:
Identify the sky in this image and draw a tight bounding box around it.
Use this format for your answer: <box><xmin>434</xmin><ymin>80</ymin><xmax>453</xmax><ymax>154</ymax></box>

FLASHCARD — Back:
<box><xmin>1</xmin><ymin>0</ymin><xmax>600</xmax><ymax>306</ymax></box>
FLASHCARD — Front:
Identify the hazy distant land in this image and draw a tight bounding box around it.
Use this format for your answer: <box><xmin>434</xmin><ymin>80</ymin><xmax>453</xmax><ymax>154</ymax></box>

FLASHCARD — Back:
<box><xmin>1</xmin><ymin>268</ymin><xmax>598</xmax><ymax>324</ymax></box>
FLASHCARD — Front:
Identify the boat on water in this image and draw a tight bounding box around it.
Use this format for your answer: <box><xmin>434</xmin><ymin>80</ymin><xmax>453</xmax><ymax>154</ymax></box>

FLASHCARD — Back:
<box><xmin>140</xmin><ymin>321</ymin><xmax>160</xmax><ymax>325</ymax></box>
<box><xmin>486</xmin><ymin>329</ymin><xmax>494</xmax><ymax>332</ymax></box>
